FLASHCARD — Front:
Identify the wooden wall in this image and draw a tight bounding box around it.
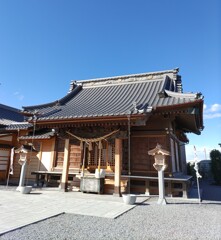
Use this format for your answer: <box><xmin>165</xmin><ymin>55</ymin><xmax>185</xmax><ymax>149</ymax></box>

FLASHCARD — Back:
<box><xmin>130</xmin><ymin>135</ymin><xmax>169</xmax><ymax>176</ymax></box>
<box><xmin>39</xmin><ymin>139</ymin><xmax>55</xmax><ymax>171</ymax></box>
<box><xmin>54</xmin><ymin>138</ymin><xmax>116</xmax><ymax>173</ymax></box>
<box><xmin>9</xmin><ymin>138</ymin><xmax>55</xmax><ymax>184</ymax></box>
<box><xmin>0</xmin><ymin>148</ymin><xmax>10</xmax><ymax>181</ymax></box>
<box><xmin>0</xmin><ymin>133</ymin><xmax>19</xmax><ymax>182</ymax></box>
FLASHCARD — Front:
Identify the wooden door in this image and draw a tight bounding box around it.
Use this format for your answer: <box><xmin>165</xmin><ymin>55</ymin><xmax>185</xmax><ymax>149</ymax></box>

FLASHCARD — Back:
<box><xmin>131</xmin><ymin>136</ymin><xmax>167</xmax><ymax>175</ymax></box>
<box><xmin>0</xmin><ymin>148</ymin><xmax>10</xmax><ymax>181</ymax></box>
<box><xmin>69</xmin><ymin>143</ymin><xmax>82</xmax><ymax>169</ymax></box>
<box><xmin>55</xmin><ymin>139</ymin><xmax>65</xmax><ymax>168</ymax></box>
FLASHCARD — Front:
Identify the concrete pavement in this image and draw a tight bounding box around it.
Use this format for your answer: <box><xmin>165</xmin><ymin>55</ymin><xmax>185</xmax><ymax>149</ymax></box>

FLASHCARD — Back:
<box><xmin>0</xmin><ymin>187</ymin><xmax>148</xmax><ymax>235</ymax></box>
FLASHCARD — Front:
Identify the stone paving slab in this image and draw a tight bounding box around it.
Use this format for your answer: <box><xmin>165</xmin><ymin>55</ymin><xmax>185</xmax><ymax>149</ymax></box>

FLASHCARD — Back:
<box><xmin>0</xmin><ymin>188</ymin><xmax>148</xmax><ymax>235</ymax></box>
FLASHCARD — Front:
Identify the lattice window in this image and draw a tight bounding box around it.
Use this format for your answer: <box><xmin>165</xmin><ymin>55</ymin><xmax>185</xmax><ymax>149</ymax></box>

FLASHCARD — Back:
<box><xmin>107</xmin><ymin>143</ymin><xmax>115</xmax><ymax>167</ymax></box>
<box><xmin>69</xmin><ymin>144</ymin><xmax>82</xmax><ymax>169</ymax></box>
<box><xmin>0</xmin><ymin>149</ymin><xmax>10</xmax><ymax>171</ymax></box>
<box><xmin>100</xmin><ymin>141</ymin><xmax>107</xmax><ymax>166</ymax></box>
<box><xmin>55</xmin><ymin>138</ymin><xmax>65</xmax><ymax>167</ymax></box>
<box><xmin>88</xmin><ymin>143</ymin><xmax>96</xmax><ymax>166</ymax></box>
<box><xmin>87</xmin><ymin>141</ymin><xmax>111</xmax><ymax>167</ymax></box>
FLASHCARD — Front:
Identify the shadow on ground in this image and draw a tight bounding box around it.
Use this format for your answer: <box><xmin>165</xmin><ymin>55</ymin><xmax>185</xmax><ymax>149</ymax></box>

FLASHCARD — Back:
<box><xmin>201</xmin><ymin>180</ymin><xmax>221</xmax><ymax>201</ymax></box>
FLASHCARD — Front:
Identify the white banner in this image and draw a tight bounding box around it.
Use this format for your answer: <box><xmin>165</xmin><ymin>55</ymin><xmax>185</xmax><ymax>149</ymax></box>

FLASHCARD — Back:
<box><xmin>193</xmin><ymin>146</ymin><xmax>202</xmax><ymax>178</ymax></box>
<box><xmin>9</xmin><ymin>147</ymin><xmax>14</xmax><ymax>175</ymax></box>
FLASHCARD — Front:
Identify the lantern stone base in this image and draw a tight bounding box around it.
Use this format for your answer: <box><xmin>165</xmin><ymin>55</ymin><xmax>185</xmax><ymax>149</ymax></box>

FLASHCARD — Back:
<box><xmin>157</xmin><ymin>198</ymin><xmax>167</xmax><ymax>205</ymax></box>
<box><xmin>20</xmin><ymin>186</ymin><xmax>32</xmax><ymax>194</ymax></box>
<box><xmin>122</xmin><ymin>194</ymin><xmax>137</xmax><ymax>205</ymax></box>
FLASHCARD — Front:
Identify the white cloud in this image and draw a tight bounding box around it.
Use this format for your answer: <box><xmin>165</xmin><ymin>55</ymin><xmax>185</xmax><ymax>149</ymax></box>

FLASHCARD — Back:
<box><xmin>18</xmin><ymin>95</ymin><xmax>24</xmax><ymax>100</ymax></box>
<box><xmin>210</xmin><ymin>103</ymin><xmax>221</xmax><ymax>112</ymax></box>
<box><xmin>204</xmin><ymin>113</ymin><xmax>221</xmax><ymax>119</ymax></box>
<box><xmin>204</xmin><ymin>103</ymin><xmax>221</xmax><ymax>119</ymax></box>
<box><xmin>13</xmin><ymin>92</ymin><xmax>24</xmax><ymax>101</ymax></box>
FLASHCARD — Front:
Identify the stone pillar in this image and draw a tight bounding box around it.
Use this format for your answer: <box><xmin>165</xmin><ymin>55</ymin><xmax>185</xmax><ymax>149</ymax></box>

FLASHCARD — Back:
<box><xmin>113</xmin><ymin>138</ymin><xmax>122</xmax><ymax>197</ymax></box>
<box><xmin>16</xmin><ymin>160</ymin><xmax>28</xmax><ymax>191</ymax></box>
<box><xmin>60</xmin><ymin>138</ymin><xmax>70</xmax><ymax>192</ymax></box>
<box><xmin>148</xmin><ymin>144</ymin><xmax>170</xmax><ymax>205</ymax></box>
<box><xmin>157</xmin><ymin>168</ymin><xmax>167</xmax><ymax>205</ymax></box>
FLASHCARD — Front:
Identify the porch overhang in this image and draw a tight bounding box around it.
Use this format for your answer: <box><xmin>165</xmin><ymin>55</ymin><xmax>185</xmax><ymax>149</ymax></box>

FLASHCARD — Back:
<box><xmin>154</xmin><ymin>100</ymin><xmax>204</xmax><ymax>135</ymax></box>
<box><xmin>26</xmin><ymin>113</ymin><xmax>151</xmax><ymax>128</ymax></box>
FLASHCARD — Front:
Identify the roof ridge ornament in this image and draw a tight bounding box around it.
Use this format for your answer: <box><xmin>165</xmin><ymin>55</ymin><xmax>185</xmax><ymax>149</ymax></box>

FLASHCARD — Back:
<box><xmin>68</xmin><ymin>81</ymin><xmax>82</xmax><ymax>93</ymax></box>
<box><xmin>161</xmin><ymin>89</ymin><xmax>204</xmax><ymax>99</ymax></box>
<box><xmin>71</xmin><ymin>69</ymin><xmax>179</xmax><ymax>88</ymax></box>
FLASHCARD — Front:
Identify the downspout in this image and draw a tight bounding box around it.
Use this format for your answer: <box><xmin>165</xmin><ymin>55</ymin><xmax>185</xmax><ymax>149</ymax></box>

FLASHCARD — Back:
<box><xmin>127</xmin><ymin>112</ymin><xmax>131</xmax><ymax>194</ymax></box>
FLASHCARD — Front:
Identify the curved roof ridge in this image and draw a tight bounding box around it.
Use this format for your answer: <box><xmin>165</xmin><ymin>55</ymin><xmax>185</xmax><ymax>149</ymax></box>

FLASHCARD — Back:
<box><xmin>23</xmin><ymin>85</ymin><xmax>82</xmax><ymax>111</ymax></box>
<box><xmin>71</xmin><ymin>68</ymin><xmax>179</xmax><ymax>85</ymax></box>
<box><xmin>0</xmin><ymin>103</ymin><xmax>21</xmax><ymax>112</ymax></box>
<box><xmin>23</xmin><ymin>100</ymin><xmax>59</xmax><ymax>111</ymax></box>
<box><xmin>164</xmin><ymin>89</ymin><xmax>203</xmax><ymax>99</ymax></box>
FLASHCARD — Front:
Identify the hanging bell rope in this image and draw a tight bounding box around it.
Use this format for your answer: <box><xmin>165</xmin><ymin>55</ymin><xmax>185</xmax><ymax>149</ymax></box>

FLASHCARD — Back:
<box><xmin>67</xmin><ymin>129</ymin><xmax>120</xmax><ymax>174</ymax></box>
<box><xmin>81</xmin><ymin>142</ymin><xmax>86</xmax><ymax>177</ymax></box>
<box><xmin>98</xmin><ymin>147</ymin><xmax>101</xmax><ymax>172</ymax></box>
<box><xmin>98</xmin><ymin>140</ymin><xmax>103</xmax><ymax>150</ymax></box>
<box><xmin>89</xmin><ymin>142</ymin><xmax>93</xmax><ymax>151</ymax></box>
<box><xmin>80</xmin><ymin>141</ymin><xmax>84</xmax><ymax>150</ymax></box>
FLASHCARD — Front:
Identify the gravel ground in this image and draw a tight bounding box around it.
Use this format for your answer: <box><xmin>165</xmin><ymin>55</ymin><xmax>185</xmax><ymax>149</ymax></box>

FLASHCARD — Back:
<box><xmin>1</xmin><ymin>181</ymin><xmax>221</xmax><ymax>240</ymax></box>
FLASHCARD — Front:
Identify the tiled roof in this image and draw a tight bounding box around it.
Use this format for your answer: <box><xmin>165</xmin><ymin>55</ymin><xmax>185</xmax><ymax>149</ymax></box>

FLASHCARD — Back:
<box><xmin>19</xmin><ymin>130</ymin><xmax>55</xmax><ymax>140</ymax></box>
<box><xmin>0</xmin><ymin>104</ymin><xmax>24</xmax><ymax>126</ymax></box>
<box><xmin>2</xmin><ymin>122</ymin><xmax>33</xmax><ymax>130</ymax></box>
<box><xmin>22</xmin><ymin>69</ymin><xmax>203</xmax><ymax>122</ymax></box>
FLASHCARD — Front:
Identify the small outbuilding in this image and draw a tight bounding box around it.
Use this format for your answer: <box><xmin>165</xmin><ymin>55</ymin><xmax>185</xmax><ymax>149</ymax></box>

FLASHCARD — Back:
<box><xmin>0</xmin><ymin>104</ymin><xmax>32</xmax><ymax>183</ymax></box>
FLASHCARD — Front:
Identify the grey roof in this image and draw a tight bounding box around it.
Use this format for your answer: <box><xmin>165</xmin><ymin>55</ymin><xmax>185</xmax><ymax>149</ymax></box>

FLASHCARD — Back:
<box><xmin>2</xmin><ymin>122</ymin><xmax>33</xmax><ymax>130</ymax></box>
<box><xmin>0</xmin><ymin>104</ymin><xmax>24</xmax><ymax>126</ymax></box>
<box><xmin>19</xmin><ymin>130</ymin><xmax>55</xmax><ymax>140</ymax></box>
<box><xmin>23</xmin><ymin>69</ymin><xmax>203</xmax><ymax>122</ymax></box>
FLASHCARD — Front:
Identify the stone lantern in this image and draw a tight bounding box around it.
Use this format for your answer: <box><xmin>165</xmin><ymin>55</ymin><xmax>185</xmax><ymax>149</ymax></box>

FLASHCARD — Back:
<box><xmin>15</xmin><ymin>145</ymin><xmax>37</xmax><ymax>193</ymax></box>
<box><xmin>148</xmin><ymin>144</ymin><xmax>170</xmax><ymax>205</ymax></box>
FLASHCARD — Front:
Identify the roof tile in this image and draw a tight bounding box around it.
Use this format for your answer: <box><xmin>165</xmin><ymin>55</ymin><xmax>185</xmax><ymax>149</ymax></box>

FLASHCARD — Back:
<box><xmin>22</xmin><ymin>69</ymin><xmax>202</xmax><ymax>121</ymax></box>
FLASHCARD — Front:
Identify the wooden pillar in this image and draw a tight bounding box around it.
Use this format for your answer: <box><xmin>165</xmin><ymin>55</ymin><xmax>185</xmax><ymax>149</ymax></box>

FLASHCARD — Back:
<box><xmin>113</xmin><ymin>138</ymin><xmax>122</xmax><ymax>197</ymax></box>
<box><xmin>60</xmin><ymin>138</ymin><xmax>70</xmax><ymax>192</ymax></box>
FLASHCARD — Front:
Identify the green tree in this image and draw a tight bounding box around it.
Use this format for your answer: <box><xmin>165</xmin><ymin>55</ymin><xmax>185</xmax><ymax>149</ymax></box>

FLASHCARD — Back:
<box><xmin>187</xmin><ymin>162</ymin><xmax>196</xmax><ymax>179</ymax></box>
<box><xmin>210</xmin><ymin>149</ymin><xmax>221</xmax><ymax>185</ymax></box>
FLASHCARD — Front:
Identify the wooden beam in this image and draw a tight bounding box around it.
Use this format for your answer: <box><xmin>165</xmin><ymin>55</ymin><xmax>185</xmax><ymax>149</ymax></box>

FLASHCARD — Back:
<box><xmin>113</xmin><ymin>138</ymin><xmax>122</xmax><ymax>197</ymax></box>
<box><xmin>60</xmin><ymin>138</ymin><xmax>70</xmax><ymax>192</ymax></box>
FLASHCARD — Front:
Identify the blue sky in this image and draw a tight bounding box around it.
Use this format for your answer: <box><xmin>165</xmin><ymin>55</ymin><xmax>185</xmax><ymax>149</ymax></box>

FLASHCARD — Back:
<box><xmin>0</xmin><ymin>0</ymin><xmax>220</xmax><ymax>160</ymax></box>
